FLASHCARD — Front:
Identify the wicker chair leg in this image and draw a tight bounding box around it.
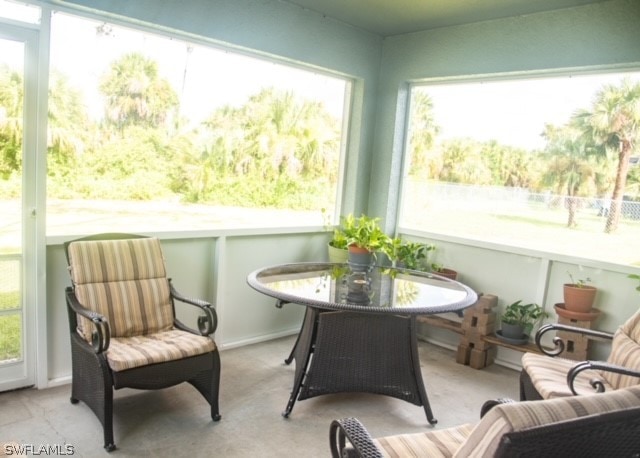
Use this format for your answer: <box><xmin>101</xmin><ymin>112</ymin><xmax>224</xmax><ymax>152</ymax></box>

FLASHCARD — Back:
<box><xmin>70</xmin><ymin>335</ymin><xmax>116</xmax><ymax>451</ymax></box>
<box><xmin>519</xmin><ymin>369</ymin><xmax>543</xmax><ymax>401</ymax></box>
<box><xmin>189</xmin><ymin>350</ymin><xmax>222</xmax><ymax>421</ymax></box>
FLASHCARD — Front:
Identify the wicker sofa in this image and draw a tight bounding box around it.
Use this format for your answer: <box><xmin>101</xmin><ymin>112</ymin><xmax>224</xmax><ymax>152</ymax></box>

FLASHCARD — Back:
<box><xmin>64</xmin><ymin>233</ymin><xmax>221</xmax><ymax>451</ymax></box>
<box><xmin>330</xmin><ymin>385</ymin><xmax>640</xmax><ymax>457</ymax></box>
<box><xmin>520</xmin><ymin>309</ymin><xmax>640</xmax><ymax>400</ymax></box>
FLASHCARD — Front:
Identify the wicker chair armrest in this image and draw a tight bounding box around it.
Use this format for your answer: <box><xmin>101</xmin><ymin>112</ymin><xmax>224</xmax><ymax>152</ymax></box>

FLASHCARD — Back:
<box><xmin>480</xmin><ymin>398</ymin><xmax>516</xmax><ymax>418</ymax></box>
<box><xmin>567</xmin><ymin>360</ymin><xmax>640</xmax><ymax>395</ymax></box>
<box><xmin>65</xmin><ymin>287</ymin><xmax>110</xmax><ymax>354</ymax></box>
<box><xmin>535</xmin><ymin>323</ymin><xmax>613</xmax><ymax>357</ymax></box>
<box><xmin>169</xmin><ymin>280</ymin><xmax>217</xmax><ymax>336</ymax></box>
<box><xmin>330</xmin><ymin>417</ymin><xmax>383</xmax><ymax>458</ymax></box>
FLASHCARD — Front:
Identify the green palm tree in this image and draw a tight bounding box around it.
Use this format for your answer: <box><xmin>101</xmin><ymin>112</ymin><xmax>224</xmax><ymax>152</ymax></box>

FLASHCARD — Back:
<box><xmin>0</xmin><ymin>65</ymin><xmax>23</xmax><ymax>179</ymax></box>
<box><xmin>408</xmin><ymin>91</ymin><xmax>440</xmax><ymax>177</ymax></box>
<box><xmin>99</xmin><ymin>52</ymin><xmax>178</xmax><ymax>131</ymax></box>
<box><xmin>572</xmin><ymin>78</ymin><xmax>640</xmax><ymax>233</ymax></box>
<box><xmin>541</xmin><ymin>124</ymin><xmax>599</xmax><ymax>228</ymax></box>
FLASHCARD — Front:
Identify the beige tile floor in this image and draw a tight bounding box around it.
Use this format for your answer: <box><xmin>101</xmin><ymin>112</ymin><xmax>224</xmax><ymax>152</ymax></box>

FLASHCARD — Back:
<box><xmin>0</xmin><ymin>336</ymin><xmax>519</xmax><ymax>457</ymax></box>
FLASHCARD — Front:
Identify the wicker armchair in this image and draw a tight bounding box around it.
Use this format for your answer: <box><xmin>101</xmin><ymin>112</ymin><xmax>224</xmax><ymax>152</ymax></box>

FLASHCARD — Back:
<box><xmin>64</xmin><ymin>233</ymin><xmax>221</xmax><ymax>451</ymax></box>
<box><xmin>520</xmin><ymin>309</ymin><xmax>640</xmax><ymax>401</ymax></box>
<box><xmin>330</xmin><ymin>385</ymin><xmax>640</xmax><ymax>457</ymax></box>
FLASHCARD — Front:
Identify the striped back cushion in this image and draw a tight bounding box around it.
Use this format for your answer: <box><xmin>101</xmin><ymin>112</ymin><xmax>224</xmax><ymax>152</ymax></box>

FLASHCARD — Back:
<box><xmin>604</xmin><ymin>327</ymin><xmax>640</xmax><ymax>389</ymax></box>
<box><xmin>68</xmin><ymin>237</ymin><xmax>174</xmax><ymax>340</ymax></box>
<box><xmin>453</xmin><ymin>385</ymin><xmax>640</xmax><ymax>458</ymax></box>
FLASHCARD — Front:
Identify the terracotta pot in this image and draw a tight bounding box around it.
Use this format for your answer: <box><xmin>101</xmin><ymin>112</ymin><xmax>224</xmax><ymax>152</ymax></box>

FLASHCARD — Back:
<box><xmin>347</xmin><ymin>245</ymin><xmax>373</xmax><ymax>271</ymax></box>
<box><xmin>563</xmin><ymin>284</ymin><xmax>597</xmax><ymax>313</ymax></box>
<box><xmin>435</xmin><ymin>268</ymin><xmax>457</xmax><ymax>280</ymax></box>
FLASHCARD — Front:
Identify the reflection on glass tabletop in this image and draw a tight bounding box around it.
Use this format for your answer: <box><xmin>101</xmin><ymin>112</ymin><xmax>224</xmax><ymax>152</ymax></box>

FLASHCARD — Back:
<box><xmin>247</xmin><ymin>262</ymin><xmax>478</xmax><ymax>315</ymax></box>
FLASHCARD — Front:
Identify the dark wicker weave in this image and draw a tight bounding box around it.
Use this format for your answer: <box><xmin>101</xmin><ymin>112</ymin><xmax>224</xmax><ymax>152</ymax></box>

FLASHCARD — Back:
<box><xmin>248</xmin><ymin>263</ymin><xmax>477</xmax><ymax>422</ymax></box>
<box><xmin>520</xmin><ymin>322</ymin><xmax>640</xmax><ymax>400</ymax></box>
<box><xmin>494</xmin><ymin>406</ymin><xmax>640</xmax><ymax>458</ymax></box>
<box><xmin>301</xmin><ymin>311</ymin><xmax>433</xmax><ymax>417</ymax></box>
<box><xmin>64</xmin><ymin>233</ymin><xmax>221</xmax><ymax>452</ymax></box>
<box><xmin>330</xmin><ymin>400</ymin><xmax>640</xmax><ymax>458</ymax></box>
<box><xmin>277</xmin><ymin>308</ymin><xmax>435</xmax><ymax>422</ymax></box>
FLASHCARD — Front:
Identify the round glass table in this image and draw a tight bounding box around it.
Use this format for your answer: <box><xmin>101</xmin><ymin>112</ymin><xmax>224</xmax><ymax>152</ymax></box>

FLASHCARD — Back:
<box><xmin>247</xmin><ymin>262</ymin><xmax>478</xmax><ymax>423</ymax></box>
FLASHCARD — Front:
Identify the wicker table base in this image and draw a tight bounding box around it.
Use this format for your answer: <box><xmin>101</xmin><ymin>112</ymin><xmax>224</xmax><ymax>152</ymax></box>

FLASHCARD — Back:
<box><xmin>284</xmin><ymin>307</ymin><xmax>436</xmax><ymax>423</ymax></box>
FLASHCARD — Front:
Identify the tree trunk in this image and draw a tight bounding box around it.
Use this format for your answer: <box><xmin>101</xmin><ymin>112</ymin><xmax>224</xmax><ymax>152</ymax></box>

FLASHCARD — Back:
<box><xmin>605</xmin><ymin>142</ymin><xmax>632</xmax><ymax>233</ymax></box>
<box><xmin>567</xmin><ymin>196</ymin><xmax>578</xmax><ymax>228</ymax></box>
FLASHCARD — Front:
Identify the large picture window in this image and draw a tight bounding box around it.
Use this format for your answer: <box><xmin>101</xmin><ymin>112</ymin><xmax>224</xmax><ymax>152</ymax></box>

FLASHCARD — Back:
<box><xmin>400</xmin><ymin>71</ymin><xmax>640</xmax><ymax>266</ymax></box>
<box><xmin>43</xmin><ymin>12</ymin><xmax>348</xmax><ymax>235</ymax></box>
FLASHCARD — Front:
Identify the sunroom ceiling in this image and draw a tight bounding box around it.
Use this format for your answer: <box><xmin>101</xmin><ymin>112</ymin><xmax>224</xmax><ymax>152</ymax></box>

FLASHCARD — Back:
<box><xmin>283</xmin><ymin>0</ymin><xmax>607</xmax><ymax>36</ymax></box>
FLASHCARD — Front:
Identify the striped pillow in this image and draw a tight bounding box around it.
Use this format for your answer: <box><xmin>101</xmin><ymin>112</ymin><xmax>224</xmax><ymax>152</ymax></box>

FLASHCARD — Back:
<box><xmin>620</xmin><ymin>309</ymin><xmax>640</xmax><ymax>342</ymax></box>
<box><xmin>604</xmin><ymin>328</ymin><xmax>640</xmax><ymax>389</ymax></box>
<box><xmin>68</xmin><ymin>237</ymin><xmax>174</xmax><ymax>341</ymax></box>
<box><xmin>453</xmin><ymin>385</ymin><xmax>640</xmax><ymax>457</ymax></box>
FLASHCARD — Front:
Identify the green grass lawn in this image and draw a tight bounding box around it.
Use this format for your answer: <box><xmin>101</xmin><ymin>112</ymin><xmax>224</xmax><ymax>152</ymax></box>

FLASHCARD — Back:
<box><xmin>0</xmin><ymin>291</ymin><xmax>21</xmax><ymax>362</ymax></box>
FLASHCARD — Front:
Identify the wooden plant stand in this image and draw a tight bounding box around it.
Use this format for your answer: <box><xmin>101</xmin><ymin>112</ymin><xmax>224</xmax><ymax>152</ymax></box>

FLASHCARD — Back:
<box><xmin>417</xmin><ymin>294</ymin><xmax>499</xmax><ymax>369</ymax></box>
<box><xmin>418</xmin><ymin>294</ymin><xmax>599</xmax><ymax>369</ymax></box>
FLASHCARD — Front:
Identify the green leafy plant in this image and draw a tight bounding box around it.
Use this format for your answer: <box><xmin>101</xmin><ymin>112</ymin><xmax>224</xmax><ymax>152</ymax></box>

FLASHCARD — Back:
<box><xmin>383</xmin><ymin>238</ymin><xmax>435</xmax><ymax>270</ymax></box>
<box><xmin>630</xmin><ymin>274</ymin><xmax>640</xmax><ymax>293</ymax></box>
<box><xmin>331</xmin><ymin>214</ymin><xmax>390</xmax><ymax>253</ymax></box>
<box><xmin>501</xmin><ymin>300</ymin><xmax>548</xmax><ymax>334</ymax></box>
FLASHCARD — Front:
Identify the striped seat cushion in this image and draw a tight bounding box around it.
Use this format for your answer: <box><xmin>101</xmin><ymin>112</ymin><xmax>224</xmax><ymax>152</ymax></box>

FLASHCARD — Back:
<box><xmin>68</xmin><ymin>237</ymin><xmax>174</xmax><ymax>341</ymax></box>
<box><xmin>521</xmin><ymin>352</ymin><xmax>612</xmax><ymax>398</ymax></box>
<box><xmin>454</xmin><ymin>385</ymin><xmax>640</xmax><ymax>458</ymax></box>
<box><xmin>106</xmin><ymin>329</ymin><xmax>216</xmax><ymax>372</ymax></box>
<box><xmin>603</xmin><ymin>310</ymin><xmax>640</xmax><ymax>389</ymax></box>
<box><xmin>374</xmin><ymin>423</ymin><xmax>473</xmax><ymax>458</ymax></box>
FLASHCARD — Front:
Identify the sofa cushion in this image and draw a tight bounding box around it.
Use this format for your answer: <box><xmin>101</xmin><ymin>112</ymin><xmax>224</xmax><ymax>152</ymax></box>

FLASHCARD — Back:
<box><xmin>374</xmin><ymin>423</ymin><xmax>473</xmax><ymax>458</ymax></box>
<box><xmin>521</xmin><ymin>352</ymin><xmax>612</xmax><ymax>398</ymax></box>
<box><xmin>603</xmin><ymin>328</ymin><xmax>640</xmax><ymax>389</ymax></box>
<box><xmin>454</xmin><ymin>385</ymin><xmax>640</xmax><ymax>458</ymax></box>
<box><xmin>106</xmin><ymin>329</ymin><xmax>216</xmax><ymax>372</ymax></box>
<box><xmin>68</xmin><ymin>237</ymin><xmax>174</xmax><ymax>341</ymax></box>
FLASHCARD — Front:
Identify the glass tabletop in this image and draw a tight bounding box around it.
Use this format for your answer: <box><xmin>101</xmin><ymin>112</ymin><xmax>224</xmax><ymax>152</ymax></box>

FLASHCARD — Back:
<box><xmin>247</xmin><ymin>262</ymin><xmax>478</xmax><ymax>315</ymax></box>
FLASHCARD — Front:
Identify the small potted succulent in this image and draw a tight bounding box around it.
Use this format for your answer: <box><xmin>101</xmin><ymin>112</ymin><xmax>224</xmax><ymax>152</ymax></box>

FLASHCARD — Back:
<box><xmin>499</xmin><ymin>300</ymin><xmax>548</xmax><ymax>341</ymax></box>
<box><xmin>563</xmin><ymin>272</ymin><xmax>597</xmax><ymax>313</ymax></box>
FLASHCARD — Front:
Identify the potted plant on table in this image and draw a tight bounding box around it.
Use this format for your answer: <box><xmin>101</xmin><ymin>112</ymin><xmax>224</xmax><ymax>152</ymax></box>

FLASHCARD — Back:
<box><xmin>343</xmin><ymin>214</ymin><xmax>390</xmax><ymax>270</ymax></box>
<box><xmin>383</xmin><ymin>237</ymin><xmax>435</xmax><ymax>271</ymax></box>
<box><xmin>563</xmin><ymin>272</ymin><xmax>597</xmax><ymax>313</ymax></box>
<box><xmin>499</xmin><ymin>300</ymin><xmax>548</xmax><ymax>343</ymax></box>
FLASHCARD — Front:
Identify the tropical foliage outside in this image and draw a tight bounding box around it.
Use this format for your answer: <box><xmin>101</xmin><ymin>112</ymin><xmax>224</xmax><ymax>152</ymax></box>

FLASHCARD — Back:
<box><xmin>1</xmin><ymin>55</ymin><xmax>342</xmax><ymax>209</ymax></box>
<box><xmin>403</xmin><ymin>76</ymin><xmax>640</xmax><ymax>266</ymax></box>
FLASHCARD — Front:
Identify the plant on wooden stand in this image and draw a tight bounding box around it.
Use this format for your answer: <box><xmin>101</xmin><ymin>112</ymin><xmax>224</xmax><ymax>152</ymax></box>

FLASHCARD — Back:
<box><xmin>564</xmin><ymin>271</ymin><xmax>597</xmax><ymax>313</ymax></box>
<box><xmin>500</xmin><ymin>300</ymin><xmax>548</xmax><ymax>340</ymax></box>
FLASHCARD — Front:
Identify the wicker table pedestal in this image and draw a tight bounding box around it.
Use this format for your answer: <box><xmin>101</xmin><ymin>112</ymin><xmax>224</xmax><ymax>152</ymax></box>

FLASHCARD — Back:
<box><xmin>247</xmin><ymin>262</ymin><xmax>478</xmax><ymax>423</ymax></box>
